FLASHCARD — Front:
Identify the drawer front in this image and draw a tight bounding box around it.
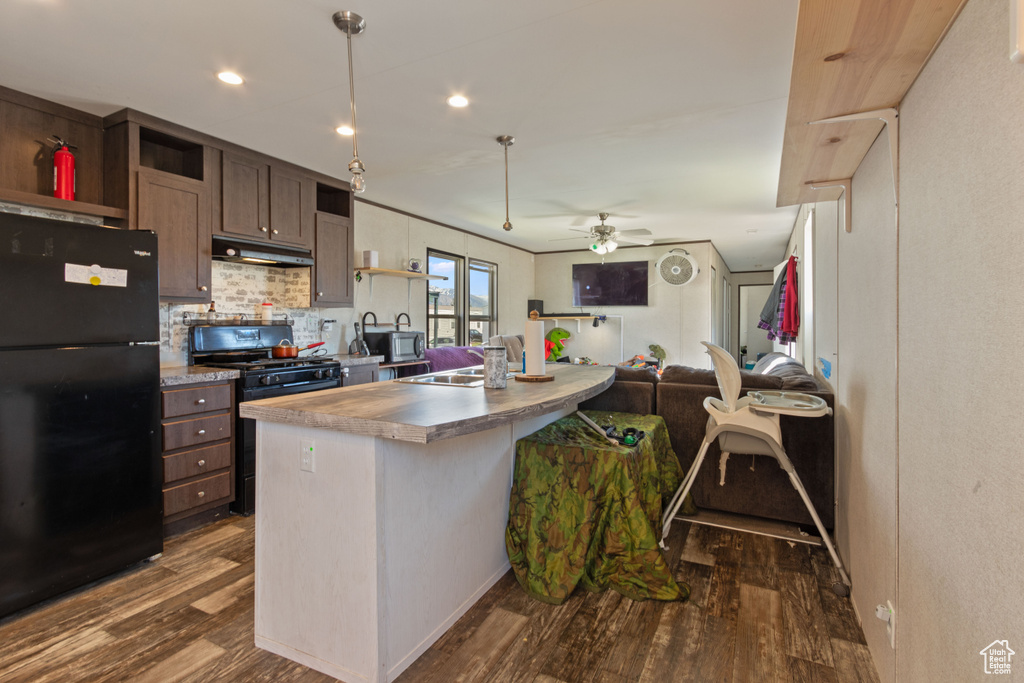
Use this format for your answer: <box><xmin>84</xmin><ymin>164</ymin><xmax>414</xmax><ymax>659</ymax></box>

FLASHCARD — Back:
<box><xmin>163</xmin><ymin>413</ymin><xmax>232</xmax><ymax>451</ymax></box>
<box><xmin>162</xmin><ymin>383</ymin><xmax>232</xmax><ymax>418</ymax></box>
<box><xmin>163</xmin><ymin>442</ymin><xmax>232</xmax><ymax>485</ymax></box>
<box><xmin>163</xmin><ymin>472</ymin><xmax>231</xmax><ymax>516</ymax></box>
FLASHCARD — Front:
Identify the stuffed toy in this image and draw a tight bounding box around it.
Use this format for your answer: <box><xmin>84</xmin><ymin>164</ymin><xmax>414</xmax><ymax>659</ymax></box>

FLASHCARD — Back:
<box><xmin>545</xmin><ymin>327</ymin><xmax>571</xmax><ymax>361</ymax></box>
<box><xmin>648</xmin><ymin>344</ymin><xmax>666</xmax><ymax>366</ymax></box>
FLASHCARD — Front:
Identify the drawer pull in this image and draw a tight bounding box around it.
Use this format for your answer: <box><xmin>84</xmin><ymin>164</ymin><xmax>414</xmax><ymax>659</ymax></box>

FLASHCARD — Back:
<box><xmin>197</xmin><ymin>429</ymin><xmax>206</xmax><ymax>435</ymax></box>
<box><xmin>197</xmin><ymin>459</ymin><xmax>206</xmax><ymax>467</ymax></box>
<box><xmin>196</xmin><ymin>398</ymin><xmax>206</xmax><ymax>404</ymax></box>
<box><xmin>197</xmin><ymin>491</ymin><xmax>205</xmax><ymax>498</ymax></box>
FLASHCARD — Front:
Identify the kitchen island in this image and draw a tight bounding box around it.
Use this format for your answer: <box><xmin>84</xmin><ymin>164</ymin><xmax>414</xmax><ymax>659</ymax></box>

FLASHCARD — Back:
<box><xmin>238</xmin><ymin>363</ymin><xmax>614</xmax><ymax>683</ymax></box>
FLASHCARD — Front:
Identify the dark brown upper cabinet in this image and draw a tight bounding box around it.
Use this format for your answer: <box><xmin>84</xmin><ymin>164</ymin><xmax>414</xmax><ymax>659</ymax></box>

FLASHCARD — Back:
<box><xmin>221</xmin><ymin>151</ymin><xmax>313</xmax><ymax>250</ymax></box>
<box><xmin>104</xmin><ymin>115</ymin><xmax>214</xmax><ymax>303</ymax></box>
<box><xmin>311</xmin><ymin>181</ymin><xmax>354</xmax><ymax>307</ymax></box>
<box><xmin>138</xmin><ymin>168</ymin><xmax>211</xmax><ymax>302</ymax></box>
<box><xmin>313</xmin><ymin>212</ymin><xmax>353</xmax><ymax>307</ymax></box>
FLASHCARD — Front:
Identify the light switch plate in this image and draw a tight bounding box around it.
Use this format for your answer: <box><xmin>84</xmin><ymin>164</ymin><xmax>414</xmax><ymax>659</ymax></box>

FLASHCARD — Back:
<box><xmin>300</xmin><ymin>438</ymin><xmax>315</xmax><ymax>472</ymax></box>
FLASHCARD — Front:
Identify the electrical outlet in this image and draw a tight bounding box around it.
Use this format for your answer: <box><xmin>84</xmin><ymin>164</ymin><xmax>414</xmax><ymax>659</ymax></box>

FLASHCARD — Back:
<box><xmin>300</xmin><ymin>438</ymin><xmax>315</xmax><ymax>472</ymax></box>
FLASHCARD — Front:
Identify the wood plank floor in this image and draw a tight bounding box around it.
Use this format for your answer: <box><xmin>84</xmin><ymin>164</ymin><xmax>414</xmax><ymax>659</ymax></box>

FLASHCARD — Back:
<box><xmin>0</xmin><ymin>515</ymin><xmax>879</xmax><ymax>683</ymax></box>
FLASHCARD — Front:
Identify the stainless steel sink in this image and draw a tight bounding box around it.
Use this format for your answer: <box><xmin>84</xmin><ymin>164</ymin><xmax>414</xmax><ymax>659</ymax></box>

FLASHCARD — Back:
<box><xmin>418</xmin><ymin>374</ymin><xmax>484</xmax><ymax>385</ymax></box>
<box><xmin>394</xmin><ymin>366</ymin><xmax>510</xmax><ymax>388</ymax></box>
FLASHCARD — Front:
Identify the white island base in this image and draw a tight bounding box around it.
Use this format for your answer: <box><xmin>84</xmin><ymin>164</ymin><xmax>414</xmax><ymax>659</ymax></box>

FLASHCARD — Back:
<box><xmin>252</xmin><ymin>407</ymin><xmax>574</xmax><ymax>682</ymax></box>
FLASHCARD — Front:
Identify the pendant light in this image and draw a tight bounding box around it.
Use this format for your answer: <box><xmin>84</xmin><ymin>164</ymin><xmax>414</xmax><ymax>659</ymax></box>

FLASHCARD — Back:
<box><xmin>497</xmin><ymin>135</ymin><xmax>514</xmax><ymax>231</ymax></box>
<box><xmin>333</xmin><ymin>11</ymin><xmax>367</xmax><ymax>193</ymax></box>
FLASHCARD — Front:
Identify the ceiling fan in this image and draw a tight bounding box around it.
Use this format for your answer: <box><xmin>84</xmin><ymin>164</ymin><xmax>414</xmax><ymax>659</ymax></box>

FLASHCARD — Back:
<box><xmin>550</xmin><ymin>213</ymin><xmax>654</xmax><ymax>254</ymax></box>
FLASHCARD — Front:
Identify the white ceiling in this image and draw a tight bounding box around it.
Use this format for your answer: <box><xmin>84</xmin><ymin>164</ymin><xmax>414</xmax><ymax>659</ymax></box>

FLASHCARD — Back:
<box><xmin>0</xmin><ymin>0</ymin><xmax>800</xmax><ymax>271</ymax></box>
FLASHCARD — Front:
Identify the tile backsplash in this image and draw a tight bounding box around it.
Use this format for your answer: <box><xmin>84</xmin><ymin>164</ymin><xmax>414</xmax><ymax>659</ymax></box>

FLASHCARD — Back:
<box><xmin>161</xmin><ymin>261</ymin><xmax>326</xmax><ymax>363</ymax></box>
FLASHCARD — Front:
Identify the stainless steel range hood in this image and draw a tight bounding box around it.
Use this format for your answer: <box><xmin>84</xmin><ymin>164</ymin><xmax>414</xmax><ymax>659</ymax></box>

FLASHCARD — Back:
<box><xmin>212</xmin><ymin>236</ymin><xmax>313</xmax><ymax>268</ymax></box>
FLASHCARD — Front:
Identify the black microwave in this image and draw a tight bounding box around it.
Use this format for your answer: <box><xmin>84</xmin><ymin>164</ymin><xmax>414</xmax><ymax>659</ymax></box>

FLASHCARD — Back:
<box><xmin>362</xmin><ymin>330</ymin><xmax>426</xmax><ymax>364</ymax></box>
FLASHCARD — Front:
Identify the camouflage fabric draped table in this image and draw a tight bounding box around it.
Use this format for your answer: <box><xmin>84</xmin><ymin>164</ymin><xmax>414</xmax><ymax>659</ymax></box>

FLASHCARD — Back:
<box><xmin>506</xmin><ymin>411</ymin><xmax>694</xmax><ymax>604</ymax></box>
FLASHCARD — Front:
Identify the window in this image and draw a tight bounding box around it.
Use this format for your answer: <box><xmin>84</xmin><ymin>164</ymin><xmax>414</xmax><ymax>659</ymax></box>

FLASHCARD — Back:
<box><xmin>426</xmin><ymin>251</ymin><xmax>498</xmax><ymax>348</ymax></box>
<box><xmin>427</xmin><ymin>250</ymin><xmax>463</xmax><ymax>348</ymax></box>
<box><xmin>468</xmin><ymin>259</ymin><xmax>497</xmax><ymax>346</ymax></box>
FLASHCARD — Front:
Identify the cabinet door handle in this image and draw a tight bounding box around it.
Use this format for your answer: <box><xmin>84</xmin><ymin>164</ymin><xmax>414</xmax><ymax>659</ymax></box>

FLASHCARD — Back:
<box><xmin>197</xmin><ymin>491</ymin><xmax>205</xmax><ymax>498</ymax></box>
<box><xmin>260</xmin><ymin>226</ymin><xmax>268</xmax><ymax>232</ymax></box>
<box><xmin>342</xmin><ymin>368</ymin><xmax>350</xmax><ymax>376</ymax></box>
<box><xmin>197</xmin><ymin>459</ymin><xmax>206</xmax><ymax>467</ymax></box>
<box><xmin>272</xmin><ymin>229</ymin><xmax>279</xmax><ymax>235</ymax></box>
<box><xmin>317</xmin><ymin>291</ymin><xmax>324</xmax><ymax>297</ymax></box>
<box><xmin>200</xmin><ymin>285</ymin><xmax>208</xmax><ymax>292</ymax></box>
<box><xmin>196</xmin><ymin>398</ymin><xmax>206</xmax><ymax>404</ymax></box>
<box><xmin>197</xmin><ymin>429</ymin><xmax>206</xmax><ymax>435</ymax></box>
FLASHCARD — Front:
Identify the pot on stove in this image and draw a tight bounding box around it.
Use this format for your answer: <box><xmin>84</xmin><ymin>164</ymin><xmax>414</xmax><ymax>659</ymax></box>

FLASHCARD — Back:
<box><xmin>272</xmin><ymin>339</ymin><xmax>325</xmax><ymax>358</ymax></box>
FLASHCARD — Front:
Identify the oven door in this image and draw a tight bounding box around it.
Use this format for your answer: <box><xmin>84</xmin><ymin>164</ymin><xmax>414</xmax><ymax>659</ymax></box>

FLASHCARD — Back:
<box><xmin>233</xmin><ymin>377</ymin><xmax>341</xmax><ymax>515</ymax></box>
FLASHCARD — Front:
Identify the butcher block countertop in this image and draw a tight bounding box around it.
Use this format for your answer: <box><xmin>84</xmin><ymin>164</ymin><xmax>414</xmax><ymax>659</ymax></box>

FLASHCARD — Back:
<box><xmin>238</xmin><ymin>363</ymin><xmax>614</xmax><ymax>443</ymax></box>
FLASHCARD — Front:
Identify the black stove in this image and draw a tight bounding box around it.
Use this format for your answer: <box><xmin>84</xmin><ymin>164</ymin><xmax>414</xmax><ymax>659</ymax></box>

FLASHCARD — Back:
<box><xmin>188</xmin><ymin>323</ymin><xmax>343</xmax><ymax>514</ymax></box>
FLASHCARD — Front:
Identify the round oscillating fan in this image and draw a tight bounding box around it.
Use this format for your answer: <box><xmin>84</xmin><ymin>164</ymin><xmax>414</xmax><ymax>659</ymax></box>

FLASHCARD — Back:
<box><xmin>655</xmin><ymin>249</ymin><xmax>699</xmax><ymax>286</ymax></box>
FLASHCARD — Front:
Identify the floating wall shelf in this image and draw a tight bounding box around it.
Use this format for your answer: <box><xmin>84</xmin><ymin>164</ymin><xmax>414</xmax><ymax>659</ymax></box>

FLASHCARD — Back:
<box><xmin>354</xmin><ymin>267</ymin><xmax>448</xmax><ymax>299</ymax></box>
<box><xmin>0</xmin><ymin>188</ymin><xmax>128</xmax><ymax>222</ymax></box>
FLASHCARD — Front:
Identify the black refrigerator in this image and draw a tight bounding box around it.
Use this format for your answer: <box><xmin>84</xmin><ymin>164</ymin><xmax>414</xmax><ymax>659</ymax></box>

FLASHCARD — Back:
<box><xmin>0</xmin><ymin>213</ymin><xmax>163</xmax><ymax>619</ymax></box>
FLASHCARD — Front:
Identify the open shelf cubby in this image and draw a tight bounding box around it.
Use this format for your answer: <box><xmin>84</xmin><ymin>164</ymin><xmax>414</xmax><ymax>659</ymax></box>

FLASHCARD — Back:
<box><xmin>138</xmin><ymin>127</ymin><xmax>204</xmax><ymax>180</ymax></box>
<box><xmin>316</xmin><ymin>183</ymin><xmax>351</xmax><ymax>218</ymax></box>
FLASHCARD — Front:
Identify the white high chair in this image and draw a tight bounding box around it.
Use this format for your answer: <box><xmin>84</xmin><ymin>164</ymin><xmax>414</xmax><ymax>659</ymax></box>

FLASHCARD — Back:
<box><xmin>661</xmin><ymin>342</ymin><xmax>851</xmax><ymax>595</ymax></box>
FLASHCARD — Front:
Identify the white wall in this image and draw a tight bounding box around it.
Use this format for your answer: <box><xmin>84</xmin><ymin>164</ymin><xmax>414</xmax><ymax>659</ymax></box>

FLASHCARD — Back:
<box><xmin>816</xmin><ymin>2</ymin><xmax>1024</xmax><ymax>681</ymax></box>
<box><xmin>894</xmin><ymin>1</ymin><xmax>1024</xmax><ymax>680</ymax></box>
<box><xmin>836</xmin><ymin>130</ymin><xmax>899</xmax><ymax>683</ymax></box>
<box><xmin>533</xmin><ymin>242</ymin><xmax>720</xmax><ymax>368</ymax></box>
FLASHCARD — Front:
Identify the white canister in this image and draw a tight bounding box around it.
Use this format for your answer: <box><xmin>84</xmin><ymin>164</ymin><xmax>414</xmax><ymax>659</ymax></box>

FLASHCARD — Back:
<box><xmin>261</xmin><ymin>302</ymin><xmax>273</xmax><ymax>322</ymax></box>
<box><xmin>482</xmin><ymin>346</ymin><xmax>508</xmax><ymax>389</ymax></box>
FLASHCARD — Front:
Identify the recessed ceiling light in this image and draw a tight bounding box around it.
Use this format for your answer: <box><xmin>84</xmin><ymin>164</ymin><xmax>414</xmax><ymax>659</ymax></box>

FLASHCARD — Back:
<box><xmin>217</xmin><ymin>71</ymin><xmax>244</xmax><ymax>85</ymax></box>
<box><xmin>336</xmin><ymin>125</ymin><xmax>354</xmax><ymax>136</ymax></box>
<box><xmin>446</xmin><ymin>94</ymin><xmax>469</xmax><ymax>108</ymax></box>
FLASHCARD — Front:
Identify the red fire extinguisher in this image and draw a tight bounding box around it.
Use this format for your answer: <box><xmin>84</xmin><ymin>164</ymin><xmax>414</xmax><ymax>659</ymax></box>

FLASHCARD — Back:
<box><xmin>49</xmin><ymin>135</ymin><xmax>76</xmax><ymax>201</ymax></box>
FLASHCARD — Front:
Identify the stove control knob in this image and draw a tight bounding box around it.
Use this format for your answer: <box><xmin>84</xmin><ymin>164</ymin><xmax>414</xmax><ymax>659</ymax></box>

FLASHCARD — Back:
<box><xmin>314</xmin><ymin>369</ymin><xmax>326</xmax><ymax>380</ymax></box>
<box><xmin>259</xmin><ymin>375</ymin><xmax>270</xmax><ymax>385</ymax></box>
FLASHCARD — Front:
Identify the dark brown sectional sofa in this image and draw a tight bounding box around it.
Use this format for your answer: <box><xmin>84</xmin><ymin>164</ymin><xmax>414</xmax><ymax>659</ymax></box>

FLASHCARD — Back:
<box><xmin>579</xmin><ymin>353</ymin><xmax>835</xmax><ymax>529</ymax></box>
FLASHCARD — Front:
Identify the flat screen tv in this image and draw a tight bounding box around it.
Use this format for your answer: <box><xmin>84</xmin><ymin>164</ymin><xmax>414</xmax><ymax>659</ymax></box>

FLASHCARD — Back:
<box><xmin>572</xmin><ymin>260</ymin><xmax>649</xmax><ymax>307</ymax></box>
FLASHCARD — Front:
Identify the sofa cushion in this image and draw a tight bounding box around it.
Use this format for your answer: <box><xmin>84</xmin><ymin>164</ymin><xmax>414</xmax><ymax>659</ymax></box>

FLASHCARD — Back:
<box><xmin>488</xmin><ymin>334</ymin><xmax>525</xmax><ymax>362</ymax></box>
<box><xmin>661</xmin><ymin>364</ymin><xmax>783</xmax><ymax>390</ymax></box>
<box><xmin>614</xmin><ymin>365</ymin><xmax>660</xmax><ymax>384</ymax></box>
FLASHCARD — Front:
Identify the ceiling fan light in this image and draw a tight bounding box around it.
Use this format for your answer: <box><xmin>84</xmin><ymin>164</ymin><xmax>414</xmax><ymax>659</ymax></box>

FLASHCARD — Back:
<box><xmin>592</xmin><ymin>242</ymin><xmax>607</xmax><ymax>255</ymax></box>
<box><xmin>605</xmin><ymin>239</ymin><xmax>618</xmax><ymax>253</ymax></box>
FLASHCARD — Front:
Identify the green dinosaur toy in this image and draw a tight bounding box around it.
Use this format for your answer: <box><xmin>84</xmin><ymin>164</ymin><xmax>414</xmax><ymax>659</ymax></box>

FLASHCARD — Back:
<box><xmin>648</xmin><ymin>344</ymin><xmax>666</xmax><ymax>365</ymax></box>
<box><xmin>545</xmin><ymin>327</ymin><xmax>571</xmax><ymax>361</ymax></box>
